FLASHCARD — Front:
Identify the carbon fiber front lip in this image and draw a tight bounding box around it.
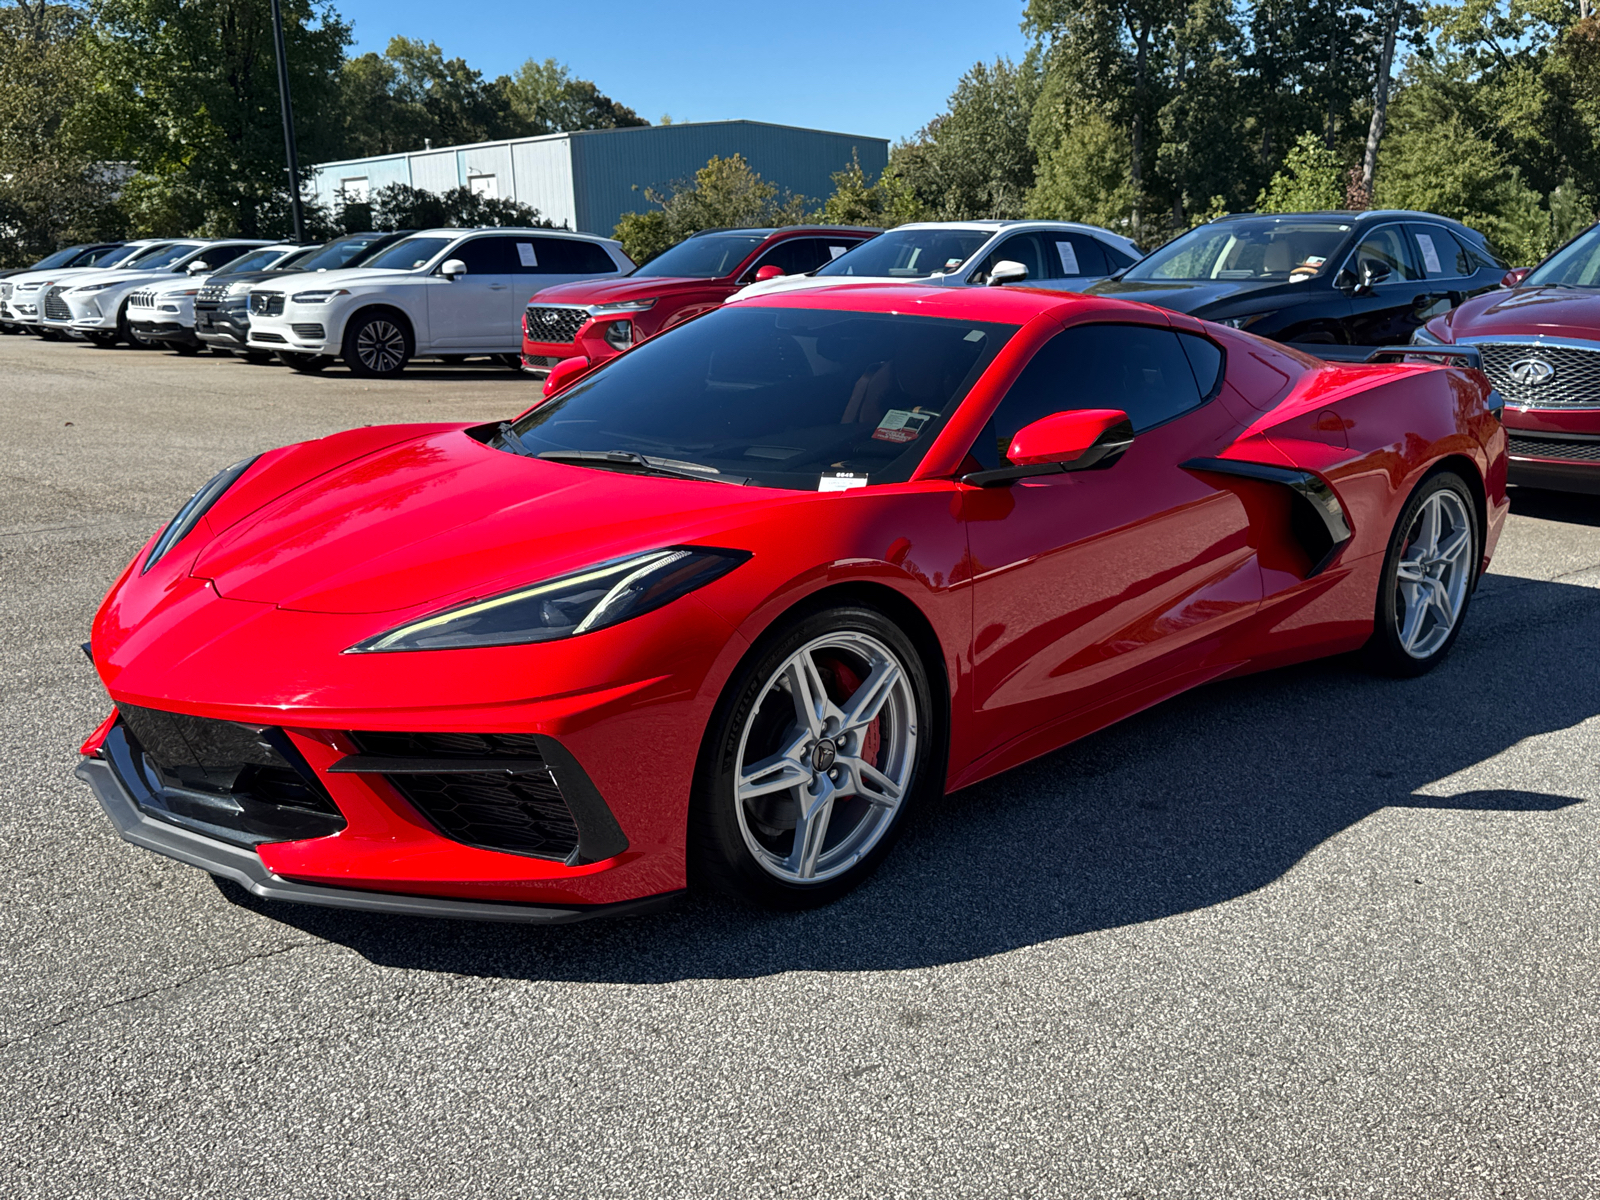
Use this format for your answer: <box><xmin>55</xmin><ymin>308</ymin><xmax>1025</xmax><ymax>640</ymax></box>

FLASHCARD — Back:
<box><xmin>75</xmin><ymin>756</ymin><xmax>679</xmax><ymax>924</ymax></box>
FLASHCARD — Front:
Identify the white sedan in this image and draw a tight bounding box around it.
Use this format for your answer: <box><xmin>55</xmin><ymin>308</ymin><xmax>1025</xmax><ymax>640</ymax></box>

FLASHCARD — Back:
<box><xmin>730</xmin><ymin>220</ymin><xmax>1143</xmax><ymax>301</ymax></box>
<box><xmin>40</xmin><ymin>241</ymin><xmax>269</xmax><ymax>347</ymax></box>
<box><xmin>245</xmin><ymin>227</ymin><xmax>633</xmax><ymax>377</ymax></box>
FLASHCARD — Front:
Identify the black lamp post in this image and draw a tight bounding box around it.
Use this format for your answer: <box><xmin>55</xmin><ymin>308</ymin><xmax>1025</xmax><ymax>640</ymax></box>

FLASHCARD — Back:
<box><xmin>269</xmin><ymin>0</ymin><xmax>304</xmax><ymax>241</ymax></box>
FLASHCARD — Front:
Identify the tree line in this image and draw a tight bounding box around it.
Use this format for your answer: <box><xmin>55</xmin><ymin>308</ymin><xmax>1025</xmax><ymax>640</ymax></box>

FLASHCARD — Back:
<box><xmin>1</xmin><ymin>0</ymin><xmax>1595</xmax><ymax>268</ymax></box>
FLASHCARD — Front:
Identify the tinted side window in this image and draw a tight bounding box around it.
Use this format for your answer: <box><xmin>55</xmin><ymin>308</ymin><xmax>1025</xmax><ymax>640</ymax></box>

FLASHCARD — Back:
<box><xmin>750</xmin><ymin>238</ymin><xmax>837</xmax><ymax>277</ymax></box>
<box><xmin>1178</xmin><ymin>332</ymin><xmax>1224</xmax><ymax>399</ymax></box>
<box><xmin>1103</xmin><ymin>243</ymin><xmax>1139</xmax><ymax>270</ymax></box>
<box><xmin>187</xmin><ymin>244</ymin><xmax>257</xmax><ymax>271</ymax></box>
<box><xmin>453</xmin><ymin>237</ymin><xmax>519</xmax><ymax>273</ymax></box>
<box><xmin>982</xmin><ymin>324</ymin><xmax>1206</xmax><ymax>465</ymax></box>
<box><xmin>1410</xmin><ymin>224</ymin><xmax>1470</xmax><ymax>278</ymax></box>
<box><xmin>1345</xmin><ymin>225</ymin><xmax>1420</xmax><ymax>281</ymax></box>
<box><xmin>1045</xmin><ymin>233</ymin><xmax>1110</xmax><ymax>277</ymax></box>
<box><xmin>523</xmin><ymin>237</ymin><xmax>616</xmax><ymax>274</ymax></box>
<box><xmin>972</xmin><ymin>234</ymin><xmax>1048</xmax><ymax>283</ymax></box>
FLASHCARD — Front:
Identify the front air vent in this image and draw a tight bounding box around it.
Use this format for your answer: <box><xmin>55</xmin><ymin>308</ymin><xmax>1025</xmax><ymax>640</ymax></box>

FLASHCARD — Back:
<box><xmin>291</xmin><ymin>323</ymin><xmax>325</xmax><ymax>340</ymax></box>
<box><xmin>1507</xmin><ymin>432</ymin><xmax>1600</xmax><ymax>463</ymax></box>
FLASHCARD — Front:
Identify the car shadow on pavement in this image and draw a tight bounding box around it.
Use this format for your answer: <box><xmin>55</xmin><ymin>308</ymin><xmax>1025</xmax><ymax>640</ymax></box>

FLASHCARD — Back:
<box><xmin>1509</xmin><ymin>485</ymin><xmax>1600</xmax><ymax>527</ymax></box>
<box><xmin>223</xmin><ymin>570</ymin><xmax>1600</xmax><ymax>982</ymax></box>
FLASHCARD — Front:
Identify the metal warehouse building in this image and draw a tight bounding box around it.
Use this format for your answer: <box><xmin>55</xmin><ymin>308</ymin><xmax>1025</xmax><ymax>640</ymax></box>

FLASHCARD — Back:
<box><xmin>307</xmin><ymin>120</ymin><xmax>889</xmax><ymax>238</ymax></box>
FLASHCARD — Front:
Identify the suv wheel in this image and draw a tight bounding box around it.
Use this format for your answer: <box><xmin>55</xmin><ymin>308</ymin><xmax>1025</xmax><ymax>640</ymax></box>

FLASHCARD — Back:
<box><xmin>343</xmin><ymin>312</ymin><xmax>410</xmax><ymax>378</ymax></box>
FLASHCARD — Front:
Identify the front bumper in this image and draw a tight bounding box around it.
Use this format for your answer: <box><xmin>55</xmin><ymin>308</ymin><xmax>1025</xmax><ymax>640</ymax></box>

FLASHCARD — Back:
<box><xmin>77</xmin><ymin>753</ymin><xmax>679</xmax><ymax>923</ymax></box>
<box><xmin>130</xmin><ymin>319</ymin><xmax>198</xmax><ymax>346</ymax></box>
<box><xmin>196</xmin><ymin>304</ymin><xmax>249</xmax><ymax>347</ymax></box>
<box><xmin>247</xmin><ymin>311</ymin><xmax>337</xmax><ymax>355</ymax></box>
<box><xmin>1504</xmin><ymin>407</ymin><xmax>1600</xmax><ymax>494</ymax></box>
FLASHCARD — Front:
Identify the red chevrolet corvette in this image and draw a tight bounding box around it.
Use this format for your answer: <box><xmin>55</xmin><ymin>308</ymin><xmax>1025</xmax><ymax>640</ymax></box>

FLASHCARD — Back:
<box><xmin>77</xmin><ymin>284</ymin><xmax>1508</xmax><ymax>921</ymax></box>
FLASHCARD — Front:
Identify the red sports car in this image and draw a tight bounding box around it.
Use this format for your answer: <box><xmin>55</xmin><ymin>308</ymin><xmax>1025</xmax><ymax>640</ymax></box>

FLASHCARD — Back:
<box><xmin>77</xmin><ymin>284</ymin><xmax>1508</xmax><ymax>921</ymax></box>
<box><xmin>520</xmin><ymin>226</ymin><xmax>877</xmax><ymax>373</ymax></box>
<box><xmin>1414</xmin><ymin>221</ymin><xmax>1600</xmax><ymax>493</ymax></box>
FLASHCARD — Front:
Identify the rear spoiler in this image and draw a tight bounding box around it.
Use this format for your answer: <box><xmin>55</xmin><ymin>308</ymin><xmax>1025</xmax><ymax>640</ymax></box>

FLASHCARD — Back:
<box><xmin>1287</xmin><ymin>343</ymin><xmax>1483</xmax><ymax>369</ymax></box>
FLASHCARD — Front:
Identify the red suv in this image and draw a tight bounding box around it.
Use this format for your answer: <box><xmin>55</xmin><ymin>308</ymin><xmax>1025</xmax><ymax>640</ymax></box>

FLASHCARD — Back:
<box><xmin>1415</xmin><ymin>222</ymin><xmax>1600</xmax><ymax>494</ymax></box>
<box><xmin>521</xmin><ymin>226</ymin><xmax>878</xmax><ymax>372</ymax></box>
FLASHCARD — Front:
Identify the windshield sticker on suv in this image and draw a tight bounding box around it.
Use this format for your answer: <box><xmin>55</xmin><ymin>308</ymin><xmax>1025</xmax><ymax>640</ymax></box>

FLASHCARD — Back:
<box><xmin>871</xmin><ymin>408</ymin><xmax>934</xmax><ymax>444</ymax></box>
<box><xmin>819</xmin><ymin>472</ymin><xmax>869</xmax><ymax>492</ymax></box>
<box><xmin>517</xmin><ymin>243</ymin><xmax>537</xmax><ymax>267</ymax></box>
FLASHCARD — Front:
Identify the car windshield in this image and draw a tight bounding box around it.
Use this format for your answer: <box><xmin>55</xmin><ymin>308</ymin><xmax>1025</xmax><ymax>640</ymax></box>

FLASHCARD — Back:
<box><xmin>215</xmin><ymin>247</ymin><xmax>292</xmax><ymax>275</ymax></box>
<box><xmin>80</xmin><ymin>244</ymin><xmax>138</xmax><ymax>267</ymax></box>
<box><xmin>1126</xmin><ymin>219</ymin><xmax>1351</xmax><ymax>282</ymax></box>
<box><xmin>30</xmin><ymin>247</ymin><xmax>87</xmax><ymax>270</ymax></box>
<box><xmin>123</xmin><ymin>243</ymin><xmax>201</xmax><ymax>271</ymax></box>
<box><xmin>496</xmin><ymin>305</ymin><xmax>1015</xmax><ymax>490</ymax></box>
<box><xmin>297</xmin><ymin>234</ymin><xmax>396</xmax><ymax>271</ymax></box>
<box><xmin>359</xmin><ymin>235</ymin><xmax>454</xmax><ymax>271</ymax></box>
<box><xmin>816</xmin><ymin>228</ymin><xmax>992</xmax><ymax>278</ymax></box>
<box><xmin>1525</xmin><ymin>224</ymin><xmax>1600</xmax><ymax>288</ymax></box>
<box><xmin>631</xmin><ymin>234</ymin><xmax>766</xmax><ymax>279</ymax></box>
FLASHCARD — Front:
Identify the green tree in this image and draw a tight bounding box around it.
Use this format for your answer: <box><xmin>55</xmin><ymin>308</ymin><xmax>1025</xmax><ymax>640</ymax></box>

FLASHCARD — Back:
<box><xmin>816</xmin><ymin>150</ymin><xmax>927</xmax><ymax>227</ymax></box>
<box><xmin>501</xmin><ymin>57</ymin><xmax>646</xmax><ymax>134</ymax></box>
<box><xmin>1255</xmin><ymin>130</ymin><xmax>1346</xmax><ymax>211</ymax></box>
<box><xmin>86</xmin><ymin>0</ymin><xmax>350</xmax><ymax>237</ymax></box>
<box><xmin>1027</xmin><ymin>108</ymin><xmax>1139</xmax><ymax>230</ymax></box>
<box><xmin>611</xmin><ymin>154</ymin><xmax>809</xmax><ymax>263</ymax></box>
<box><xmin>368</xmin><ymin>182</ymin><xmax>553</xmax><ymax>231</ymax></box>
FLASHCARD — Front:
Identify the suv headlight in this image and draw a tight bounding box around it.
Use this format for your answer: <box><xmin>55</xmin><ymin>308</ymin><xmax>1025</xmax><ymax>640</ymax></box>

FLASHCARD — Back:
<box><xmin>71</xmin><ymin>282</ymin><xmax>117</xmax><ymax>294</ymax></box>
<box><xmin>347</xmin><ymin>546</ymin><xmax>750</xmax><ymax>653</ymax></box>
<box><xmin>290</xmin><ymin>288</ymin><xmax>350</xmax><ymax>304</ymax></box>
<box><xmin>143</xmin><ymin>456</ymin><xmax>259</xmax><ymax>573</ymax></box>
<box><xmin>590</xmin><ymin>298</ymin><xmax>657</xmax><ymax>314</ymax></box>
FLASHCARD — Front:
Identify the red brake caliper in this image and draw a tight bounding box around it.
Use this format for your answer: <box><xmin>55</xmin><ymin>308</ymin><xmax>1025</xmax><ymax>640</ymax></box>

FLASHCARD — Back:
<box><xmin>820</xmin><ymin>657</ymin><xmax>881</xmax><ymax>769</ymax></box>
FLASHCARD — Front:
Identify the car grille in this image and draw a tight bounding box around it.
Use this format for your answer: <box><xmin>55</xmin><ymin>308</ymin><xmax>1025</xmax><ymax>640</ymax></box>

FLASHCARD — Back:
<box><xmin>348</xmin><ymin>731</ymin><xmax>581</xmax><ymax>862</ymax></box>
<box><xmin>106</xmin><ymin>705</ymin><xmax>346</xmax><ymax>847</ymax></box>
<box><xmin>1479</xmin><ymin>342</ymin><xmax>1600</xmax><ymax>409</ymax></box>
<box><xmin>197</xmin><ymin>282</ymin><xmax>229</xmax><ymax>303</ymax></box>
<box><xmin>250</xmin><ymin>291</ymin><xmax>285</xmax><ymax>316</ymax></box>
<box><xmin>252</xmin><ymin>331</ymin><xmax>286</xmax><ymax>343</ymax></box>
<box><xmin>127</xmin><ymin>288</ymin><xmax>159</xmax><ymax>309</ymax></box>
<box><xmin>525</xmin><ymin>305</ymin><xmax>587</xmax><ymax>343</ymax></box>
<box><xmin>291</xmin><ymin>323</ymin><xmax>325</xmax><ymax>340</ymax></box>
<box><xmin>42</xmin><ymin>286</ymin><xmax>72</xmax><ymax>321</ymax></box>
<box><xmin>1507</xmin><ymin>432</ymin><xmax>1600</xmax><ymax>462</ymax></box>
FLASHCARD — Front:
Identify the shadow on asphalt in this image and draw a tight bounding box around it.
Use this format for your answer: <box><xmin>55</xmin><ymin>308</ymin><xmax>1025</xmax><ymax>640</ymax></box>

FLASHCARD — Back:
<box><xmin>217</xmin><ymin>570</ymin><xmax>1599</xmax><ymax>983</ymax></box>
<box><xmin>1509</xmin><ymin>485</ymin><xmax>1600</xmax><ymax>527</ymax></box>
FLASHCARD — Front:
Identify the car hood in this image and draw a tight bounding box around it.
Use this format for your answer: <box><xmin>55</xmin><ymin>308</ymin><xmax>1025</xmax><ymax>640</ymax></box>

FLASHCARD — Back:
<box><xmin>730</xmin><ymin>274</ymin><xmax>957</xmax><ymax>303</ymax></box>
<box><xmin>65</xmin><ymin>269</ymin><xmax>186</xmax><ymax>292</ymax></box>
<box><xmin>527</xmin><ymin>275</ymin><xmax>726</xmax><ymax>306</ymax></box>
<box><xmin>190</xmin><ymin>426</ymin><xmax>783</xmax><ymax>615</ymax></box>
<box><xmin>1085</xmin><ymin>276</ymin><xmax>1320</xmax><ymax>316</ymax></box>
<box><xmin>9</xmin><ymin>266</ymin><xmax>124</xmax><ymax>288</ymax></box>
<box><xmin>1442</xmin><ymin>286</ymin><xmax>1600</xmax><ymax>341</ymax></box>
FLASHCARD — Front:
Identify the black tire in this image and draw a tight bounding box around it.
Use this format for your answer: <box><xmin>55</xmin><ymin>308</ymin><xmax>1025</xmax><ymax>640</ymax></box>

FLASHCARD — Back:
<box><xmin>342</xmin><ymin>310</ymin><xmax>411</xmax><ymax>378</ymax></box>
<box><xmin>689</xmin><ymin>604</ymin><xmax>938</xmax><ymax>908</ymax></box>
<box><xmin>277</xmin><ymin>351</ymin><xmax>332</xmax><ymax>373</ymax></box>
<box><xmin>1364</xmin><ymin>470</ymin><xmax>1479</xmax><ymax>677</ymax></box>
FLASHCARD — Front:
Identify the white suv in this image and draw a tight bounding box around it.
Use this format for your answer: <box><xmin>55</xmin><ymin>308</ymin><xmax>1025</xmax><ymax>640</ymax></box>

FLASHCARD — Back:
<box><xmin>4</xmin><ymin>240</ymin><xmax>167</xmax><ymax>336</ymax></box>
<box><xmin>731</xmin><ymin>220</ymin><xmax>1143</xmax><ymax>301</ymax></box>
<box><xmin>127</xmin><ymin>243</ymin><xmax>302</xmax><ymax>355</ymax></box>
<box><xmin>245</xmin><ymin>227</ymin><xmax>632</xmax><ymax>377</ymax></box>
<box><xmin>40</xmin><ymin>240</ymin><xmax>269</xmax><ymax>347</ymax></box>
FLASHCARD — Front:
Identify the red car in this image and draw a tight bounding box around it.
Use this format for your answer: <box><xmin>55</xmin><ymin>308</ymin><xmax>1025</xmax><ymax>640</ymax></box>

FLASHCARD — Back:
<box><xmin>520</xmin><ymin>225</ymin><xmax>877</xmax><ymax>372</ymax></box>
<box><xmin>78</xmin><ymin>284</ymin><xmax>1507</xmax><ymax>921</ymax></box>
<box><xmin>1415</xmin><ymin>222</ymin><xmax>1600</xmax><ymax>493</ymax></box>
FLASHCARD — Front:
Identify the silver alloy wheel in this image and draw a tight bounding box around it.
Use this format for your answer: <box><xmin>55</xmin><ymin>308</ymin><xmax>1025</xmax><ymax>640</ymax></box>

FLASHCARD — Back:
<box><xmin>355</xmin><ymin>319</ymin><xmax>406</xmax><ymax>373</ymax></box>
<box><xmin>733</xmin><ymin>631</ymin><xmax>918</xmax><ymax>884</ymax></box>
<box><xmin>1395</xmin><ymin>488</ymin><xmax>1473</xmax><ymax>659</ymax></box>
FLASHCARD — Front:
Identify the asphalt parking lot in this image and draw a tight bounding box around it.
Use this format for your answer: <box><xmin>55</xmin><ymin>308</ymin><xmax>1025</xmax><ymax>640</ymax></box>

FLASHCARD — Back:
<box><xmin>3</xmin><ymin>334</ymin><xmax>1599</xmax><ymax>1198</ymax></box>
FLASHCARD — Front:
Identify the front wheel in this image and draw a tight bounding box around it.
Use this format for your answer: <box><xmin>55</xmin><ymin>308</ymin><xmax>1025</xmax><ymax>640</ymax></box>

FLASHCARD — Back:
<box><xmin>276</xmin><ymin>350</ymin><xmax>331</xmax><ymax>373</ymax></box>
<box><xmin>342</xmin><ymin>311</ymin><xmax>410</xmax><ymax>378</ymax></box>
<box><xmin>691</xmin><ymin>606</ymin><xmax>936</xmax><ymax>908</ymax></box>
<box><xmin>1365</xmin><ymin>471</ymin><xmax>1479</xmax><ymax>676</ymax></box>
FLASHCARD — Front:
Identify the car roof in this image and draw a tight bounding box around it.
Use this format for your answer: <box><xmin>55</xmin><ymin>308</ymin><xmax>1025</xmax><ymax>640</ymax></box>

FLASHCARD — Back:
<box><xmin>412</xmin><ymin>226</ymin><xmax>618</xmax><ymax>242</ymax></box>
<box><xmin>689</xmin><ymin>226</ymin><xmax>881</xmax><ymax>238</ymax></box>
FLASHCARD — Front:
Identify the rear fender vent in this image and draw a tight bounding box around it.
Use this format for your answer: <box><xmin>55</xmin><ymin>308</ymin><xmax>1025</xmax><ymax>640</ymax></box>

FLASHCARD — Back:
<box><xmin>1182</xmin><ymin>457</ymin><xmax>1353</xmax><ymax>578</ymax></box>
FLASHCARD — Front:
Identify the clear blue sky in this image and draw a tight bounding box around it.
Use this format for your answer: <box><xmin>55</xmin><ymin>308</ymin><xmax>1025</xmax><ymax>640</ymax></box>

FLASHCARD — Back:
<box><xmin>335</xmin><ymin>0</ymin><xmax>1032</xmax><ymax>143</ymax></box>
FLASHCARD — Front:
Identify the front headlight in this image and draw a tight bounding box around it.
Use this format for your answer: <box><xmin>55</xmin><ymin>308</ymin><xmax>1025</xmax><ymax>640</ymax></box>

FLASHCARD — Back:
<box><xmin>347</xmin><ymin>546</ymin><xmax>750</xmax><ymax>653</ymax></box>
<box><xmin>72</xmin><ymin>282</ymin><xmax>117</xmax><ymax>294</ymax></box>
<box><xmin>1410</xmin><ymin>325</ymin><xmax>1445</xmax><ymax>345</ymax></box>
<box><xmin>290</xmin><ymin>288</ymin><xmax>350</xmax><ymax>304</ymax></box>
<box><xmin>142</xmin><ymin>456</ymin><xmax>259</xmax><ymax>573</ymax></box>
<box><xmin>591</xmin><ymin>298</ymin><xmax>657</xmax><ymax>314</ymax></box>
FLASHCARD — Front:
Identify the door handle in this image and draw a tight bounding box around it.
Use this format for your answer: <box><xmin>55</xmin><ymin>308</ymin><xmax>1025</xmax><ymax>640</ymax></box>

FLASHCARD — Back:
<box><xmin>489</xmin><ymin>283</ymin><xmax>508</xmax><ymax>291</ymax></box>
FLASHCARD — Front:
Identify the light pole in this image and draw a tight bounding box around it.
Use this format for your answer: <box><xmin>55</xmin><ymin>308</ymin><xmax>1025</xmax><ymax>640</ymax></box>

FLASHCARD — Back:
<box><xmin>269</xmin><ymin>0</ymin><xmax>304</xmax><ymax>242</ymax></box>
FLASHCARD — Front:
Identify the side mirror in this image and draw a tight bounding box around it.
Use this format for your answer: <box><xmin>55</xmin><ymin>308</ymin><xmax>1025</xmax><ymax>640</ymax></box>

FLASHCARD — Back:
<box><xmin>754</xmin><ymin>264</ymin><xmax>786</xmax><ymax>282</ymax></box>
<box><xmin>186</xmin><ymin>261</ymin><xmax>210</xmax><ymax>274</ymax></box>
<box><xmin>440</xmin><ymin>259</ymin><xmax>467</xmax><ymax>280</ymax></box>
<box><xmin>986</xmin><ymin>260</ymin><xmax>1029</xmax><ymax>287</ymax></box>
<box><xmin>542</xmin><ymin>355</ymin><xmax>591</xmax><ymax>397</ymax></box>
<box><xmin>1501</xmin><ymin>267</ymin><xmax>1531</xmax><ymax>289</ymax></box>
<box><xmin>962</xmin><ymin>409</ymin><xmax>1134</xmax><ymax>487</ymax></box>
<box><xmin>1356</xmin><ymin>257</ymin><xmax>1391</xmax><ymax>292</ymax></box>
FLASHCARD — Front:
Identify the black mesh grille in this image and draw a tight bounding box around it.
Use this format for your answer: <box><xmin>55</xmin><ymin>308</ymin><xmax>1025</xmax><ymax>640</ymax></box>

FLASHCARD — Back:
<box><xmin>110</xmin><ymin>705</ymin><xmax>345</xmax><ymax>846</ymax></box>
<box><xmin>291</xmin><ymin>323</ymin><xmax>325</xmax><ymax>340</ymax></box>
<box><xmin>1480</xmin><ymin>343</ymin><xmax>1600</xmax><ymax>409</ymax></box>
<box><xmin>348</xmin><ymin>731</ymin><xmax>581</xmax><ymax>861</ymax></box>
<box><xmin>1508</xmin><ymin>433</ymin><xmax>1600</xmax><ymax>463</ymax></box>
<box><xmin>524</xmin><ymin>305</ymin><xmax>587</xmax><ymax>343</ymax></box>
<box><xmin>42</xmin><ymin>286</ymin><xmax>71</xmax><ymax>321</ymax></box>
<box><xmin>253</xmin><ymin>331</ymin><xmax>286</xmax><ymax>343</ymax></box>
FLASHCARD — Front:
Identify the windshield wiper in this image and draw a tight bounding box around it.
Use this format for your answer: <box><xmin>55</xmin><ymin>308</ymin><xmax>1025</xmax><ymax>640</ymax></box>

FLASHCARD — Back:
<box><xmin>536</xmin><ymin>449</ymin><xmax>750</xmax><ymax>486</ymax></box>
<box><xmin>497</xmin><ymin>422</ymin><xmax>537</xmax><ymax>457</ymax></box>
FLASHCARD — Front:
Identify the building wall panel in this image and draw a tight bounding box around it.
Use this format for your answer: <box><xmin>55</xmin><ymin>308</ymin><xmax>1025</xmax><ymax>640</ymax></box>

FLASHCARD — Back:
<box><xmin>508</xmin><ymin>138</ymin><xmax>577</xmax><ymax>229</ymax></box>
<box><xmin>408</xmin><ymin>150</ymin><xmax>461</xmax><ymax>195</ymax></box>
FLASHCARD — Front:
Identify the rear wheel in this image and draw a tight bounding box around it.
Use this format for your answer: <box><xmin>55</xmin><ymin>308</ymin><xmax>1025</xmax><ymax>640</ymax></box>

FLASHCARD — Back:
<box><xmin>343</xmin><ymin>311</ymin><xmax>411</xmax><ymax>378</ymax></box>
<box><xmin>690</xmin><ymin>606</ymin><xmax>935</xmax><ymax>908</ymax></box>
<box><xmin>277</xmin><ymin>350</ymin><xmax>331</xmax><ymax>373</ymax></box>
<box><xmin>1365</xmin><ymin>471</ymin><xmax>1478</xmax><ymax>676</ymax></box>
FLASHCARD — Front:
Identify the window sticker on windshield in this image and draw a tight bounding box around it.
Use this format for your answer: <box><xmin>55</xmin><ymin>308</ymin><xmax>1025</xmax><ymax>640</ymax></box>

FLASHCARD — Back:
<box><xmin>943</xmin><ymin>258</ymin><xmax>965</xmax><ymax>270</ymax></box>
<box><xmin>872</xmin><ymin>408</ymin><xmax>934</xmax><ymax>444</ymax></box>
<box><xmin>964</xmin><ymin>329</ymin><xmax>986</xmax><ymax>342</ymax></box>
<box><xmin>819</xmin><ymin>472</ymin><xmax>869</xmax><ymax>492</ymax></box>
<box><xmin>828</xmin><ymin>245</ymin><xmax>847</xmax><ymax>259</ymax></box>
<box><xmin>1416</xmin><ymin>234</ymin><xmax>1442</xmax><ymax>275</ymax></box>
<box><xmin>517</xmin><ymin>243</ymin><xmax>538</xmax><ymax>267</ymax></box>
<box><xmin>1056</xmin><ymin>241</ymin><xmax>1080</xmax><ymax>275</ymax></box>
